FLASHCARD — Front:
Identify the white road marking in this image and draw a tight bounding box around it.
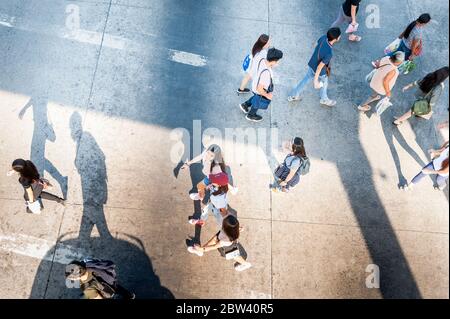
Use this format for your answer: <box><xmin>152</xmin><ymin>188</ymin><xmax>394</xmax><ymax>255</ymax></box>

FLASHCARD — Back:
<box><xmin>0</xmin><ymin>13</ymin><xmax>207</xmax><ymax>67</ymax></box>
<box><xmin>0</xmin><ymin>233</ymin><xmax>85</xmax><ymax>264</ymax></box>
<box><xmin>168</xmin><ymin>49</ymin><xmax>208</xmax><ymax>67</ymax></box>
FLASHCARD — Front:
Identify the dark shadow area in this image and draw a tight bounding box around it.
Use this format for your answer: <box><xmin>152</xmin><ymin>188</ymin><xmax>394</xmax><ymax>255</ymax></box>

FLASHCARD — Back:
<box><xmin>29</xmin><ymin>232</ymin><xmax>174</xmax><ymax>299</ymax></box>
<box><xmin>18</xmin><ymin>96</ymin><xmax>68</xmax><ymax>199</ymax></box>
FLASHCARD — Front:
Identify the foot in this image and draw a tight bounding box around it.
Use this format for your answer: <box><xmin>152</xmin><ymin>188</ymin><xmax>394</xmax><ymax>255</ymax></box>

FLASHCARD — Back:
<box><xmin>281</xmin><ymin>187</ymin><xmax>290</xmax><ymax>193</ymax></box>
<box><xmin>358</xmin><ymin>105</ymin><xmax>371</xmax><ymax>112</ymax></box>
<box><xmin>187</xmin><ymin>246</ymin><xmax>204</xmax><ymax>257</ymax></box>
<box><xmin>235</xmin><ymin>262</ymin><xmax>252</xmax><ymax>272</ymax></box>
<box><xmin>229</xmin><ymin>186</ymin><xmax>239</xmax><ymax>195</ymax></box>
<box><xmin>287</xmin><ymin>96</ymin><xmax>301</xmax><ymax>102</ymax></box>
<box><xmin>320</xmin><ymin>99</ymin><xmax>337</xmax><ymax>107</ymax></box>
<box><xmin>402</xmin><ymin>183</ymin><xmax>413</xmax><ymax>191</ymax></box>
<box><xmin>348</xmin><ymin>34</ymin><xmax>362</xmax><ymax>42</ymax></box>
<box><xmin>189</xmin><ymin>193</ymin><xmax>201</xmax><ymax>201</ymax></box>
<box><xmin>188</xmin><ymin>219</ymin><xmax>205</xmax><ymax>227</ymax></box>
<box><xmin>239</xmin><ymin>103</ymin><xmax>250</xmax><ymax>114</ymax></box>
<box><xmin>434</xmin><ymin>185</ymin><xmax>446</xmax><ymax>191</ymax></box>
<box><xmin>237</xmin><ymin>88</ymin><xmax>251</xmax><ymax>94</ymax></box>
<box><xmin>246</xmin><ymin>114</ymin><xmax>263</xmax><ymax>122</ymax></box>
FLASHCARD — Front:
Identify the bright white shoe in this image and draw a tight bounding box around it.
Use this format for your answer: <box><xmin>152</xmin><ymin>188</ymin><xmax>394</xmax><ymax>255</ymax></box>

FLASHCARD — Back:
<box><xmin>235</xmin><ymin>263</ymin><xmax>252</xmax><ymax>272</ymax></box>
<box><xmin>320</xmin><ymin>99</ymin><xmax>337</xmax><ymax>107</ymax></box>
<box><xmin>187</xmin><ymin>246</ymin><xmax>204</xmax><ymax>257</ymax></box>
<box><xmin>189</xmin><ymin>193</ymin><xmax>201</xmax><ymax>201</ymax></box>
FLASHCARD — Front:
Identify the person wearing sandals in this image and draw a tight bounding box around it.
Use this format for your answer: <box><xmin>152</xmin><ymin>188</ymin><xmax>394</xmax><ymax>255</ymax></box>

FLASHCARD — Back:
<box><xmin>358</xmin><ymin>51</ymin><xmax>404</xmax><ymax>113</ymax></box>
<box><xmin>331</xmin><ymin>0</ymin><xmax>362</xmax><ymax>42</ymax></box>
<box><xmin>187</xmin><ymin>214</ymin><xmax>252</xmax><ymax>272</ymax></box>
<box><xmin>394</xmin><ymin>67</ymin><xmax>449</xmax><ymax>126</ymax></box>
<box><xmin>237</xmin><ymin>34</ymin><xmax>271</xmax><ymax>95</ymax></box>
<box><xmin>7</xmin><ymin>159</ymin><xmax>65</xmax><ymax>214</ymax></box>
<box><xmin>403</xmin><ymin>141</ymin><xmax>449</xmax><ymax>191</ymax></box>
<box><xmin>271</xmin><ymin>137</ymin><xmax>310</xmax><ymax>193</ymax></box>
<box><xmin>189</xmin><ymin>166</ymin><xmax>230</xmax><ymax>227</ymax></box>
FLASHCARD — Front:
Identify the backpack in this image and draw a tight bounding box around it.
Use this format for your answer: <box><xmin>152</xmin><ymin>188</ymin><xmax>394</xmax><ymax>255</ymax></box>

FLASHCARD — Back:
<box><xmin>82</xmin><ymin>258</ymin><xmax>118</xmax><ymax>298</ymax></box>
<box><xmin>298</xmin><ymin>156</ymin><xmax>310</xmax><ymax>176</ymax></box>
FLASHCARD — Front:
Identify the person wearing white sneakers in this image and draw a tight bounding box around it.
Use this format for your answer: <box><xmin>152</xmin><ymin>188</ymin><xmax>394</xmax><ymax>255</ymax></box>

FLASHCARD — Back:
<box><xmin>188</xmin><ymin>215</ymin><xmax>252</xmax><ymax>272</ymax></box>
<box><xmin>288</xmin><ymin>28</ymin><xmax>341</xmax><ymax>107</ymax></box>
<box><xmin>331</xmin><ymin>0</ymin><xmax>363</xmax><ymax>42</ymax></box>
<box><xmin>403</xmin><ymin>141</ymin><xmax>449</xmax><ymax>191</ymax></box>
<box><xmin>7</xmin><ymin>159</ymin><xmax>65</xmax><ymax>214</ymax></box>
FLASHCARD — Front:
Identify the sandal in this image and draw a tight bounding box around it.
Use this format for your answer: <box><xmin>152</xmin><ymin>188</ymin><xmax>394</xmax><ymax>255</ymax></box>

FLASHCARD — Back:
<box><xmin>349</xmin><ymin>34</ymin><xmax>362</xmax><ymax>42</ymax></box>
<box><xmin>357</xmin><ymin>105</ymin><xmax>371</xmax><ymax>112</ymax></box>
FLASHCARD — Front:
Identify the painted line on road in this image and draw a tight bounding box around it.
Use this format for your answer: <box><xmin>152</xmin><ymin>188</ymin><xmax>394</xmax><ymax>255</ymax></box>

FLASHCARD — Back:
<box><xmin>0</xmin><ymin>14</ymin><xmax>207</xmax><ymax>67</ymax></box>
<box><xmin>0</xmin><ymin>233</ymin><xmax>85</xmax><ymax>264</ymax></box>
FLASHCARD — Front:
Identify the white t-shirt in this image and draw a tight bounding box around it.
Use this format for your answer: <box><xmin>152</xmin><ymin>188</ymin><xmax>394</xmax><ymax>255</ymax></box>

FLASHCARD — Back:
<box><xmin>433</xmin><ymin>146</ymin><xmax>449</xmax><ymax>177</ymax></box>
<box><xmin>251</xmin><ymin>59</ymin><xmax>273</xmax><ymax>94</ymax></box>
<box><xmin>250</xmin><ymin>49</ymin><xmax>267</xmax><ymax>77</ymax></box>
<box><xmin>211</xmin><ymin>192</ymin><xmax>227</xmax><ymax>209</ymax></box>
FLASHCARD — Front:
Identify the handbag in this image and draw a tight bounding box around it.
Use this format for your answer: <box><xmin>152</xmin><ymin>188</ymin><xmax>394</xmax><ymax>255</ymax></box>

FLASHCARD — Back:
<box><xmin>384</xmin><ymin>38</ymin><xmax>401</xmax><ymax>55</ymax></box>
<box><xmin>412</xmin><ymin>89</ymin><xmax>433</xmax><ymax>116</ymax></box>
<box><xmin>375</xmin><ymin>97</ymin><xmax>393</xmax><ymax>116</ymax></box>
<box><xmin>224</xmin><ymin>242</ymin><xmax>241</xmax><ymax>260</ymax></box>
<box><xmin>242</xmin><ymin>54</ymin><xmax>252</xmax><ymax>72</ymax></box>
<box><xmin>252</xmin><ymin>59</ymin><xmax>273</xmax><ymax>110</ymax></box>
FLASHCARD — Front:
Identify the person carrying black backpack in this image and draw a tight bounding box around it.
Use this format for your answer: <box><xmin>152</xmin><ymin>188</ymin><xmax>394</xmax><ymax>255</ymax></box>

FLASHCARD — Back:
<box><xmin>271</xmin><ymin>137</ymin><xmax>310</xmax><ymax>193</ymax></box>
<box><xmin>65</xmin><ymin>258</ymin><xmax>135</xmax><ymax>299</ymax></box>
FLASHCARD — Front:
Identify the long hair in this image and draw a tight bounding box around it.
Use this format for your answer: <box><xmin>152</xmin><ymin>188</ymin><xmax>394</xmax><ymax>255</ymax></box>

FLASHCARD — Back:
<box><xmin>402</xmin><ymin>13</ymin><xmax>431</xmax><ymax>39</ymax></box>
<box><xmin>442</xmin><ymin>157</ymin><xmax>449</xmax><ymax>171</ymax></box>
<box><xmin>418</xmin><ymin>67</ymin><xmax>449</xmax><ymax>94</ymax></box>
<box><xmin>212</xmin><ymin>185</ymin><xmax>229</xmax><ymax>196</ymax></box>
<box><xmin>210</xmin><ymin>160</ymin><xmax>226</xmax><ymax>175</ymax></box>
<box><xmin>252</xmin><ymin>34</ymin><xmax>269</xmax><ymax>57</ymax></box>
<box><xmin>292</xmin><ymin>137</ymin><xmax>307</xmax><ymax>158</ymax></box>
<box><xmin>12</xmin><ymin>159</ymin><xmax>40</xmax><ymax>181</ymax></box>
<box><xmin>222</xmin><ymin>215</ymin><xmax>240</xmax><ymax>242</ymax></box>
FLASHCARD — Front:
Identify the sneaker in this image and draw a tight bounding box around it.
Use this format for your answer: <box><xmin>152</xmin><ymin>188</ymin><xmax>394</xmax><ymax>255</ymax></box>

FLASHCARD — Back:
<box><xmin>402</xmin><ymin>183</ymin><xmax>413</xmax><ymax>191</ymax></box>
<box><xmin>239</xmin><ymin>103</ymin><xmax>250</xmax><ymax>114</ymax></box>
<box><xmin>187</xmin><ymin>246</ymin><xmax>204</xmax><ymax>257</ymax></box>
<box><xmin>189</xmin><ymin>193</ymin><xmax>201</xmax><ymax>201</ymax></box>
<box><xmin>245</xmin><ymin>114</ymin><xmax>263</xmax><ymax>122</ymax></box>
<box><xmin>287</xmin><ymin>96</ymin><xmax>301</xmax><ymax>102</ymax></box>
<box><xmin>320</xmin><ymin>99</ymin><xmax>337</xmax><ymax>107</ymax></box>
<box><xmin>237</xmin><ymin>88</ymin><xmax>251</xmax><ymax>94</ymax></box>
<box><xmin>188</xmin><ymin>219</ymin><xmax>205</xmax><ymax>226</ymax></box>
<box><xmin>235</xmin><ymin>262</ymin><xmax>252</xmax><ymax>272</ymax></box>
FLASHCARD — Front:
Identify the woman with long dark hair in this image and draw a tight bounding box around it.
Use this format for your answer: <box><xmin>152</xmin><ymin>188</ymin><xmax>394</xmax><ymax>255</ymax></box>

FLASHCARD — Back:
<box><xmin>394</xmin><ymin>66</ymin><xmax>449</xmax><ymax>125</ymax></box>
<box><xmin>404</xmin><ymin>141</ymin><xmax>449</xmax><ymax>191</ymax></box>
<box><xmin>187</xmin><ymin>215</ymin><xmax>252</xmax><ymax>272</ymax></box>
<box><xmin>373</xmin><ymin>14</ymin><xmax>431</xmax><ymax>67</ymax></box>
<box><xmin>7</xmin><ymin>159</ymin><xmax>65</xmax><ymax>213</ymax></box>
<box><xmin>271</xmin><ymin>137</ymin><xmax>310</xmax><ymax>193</ymax></box>
<box><xmin>237</xmin><ymin>34</ymin><xmax>271</xmax><ymax>94</ymax></box>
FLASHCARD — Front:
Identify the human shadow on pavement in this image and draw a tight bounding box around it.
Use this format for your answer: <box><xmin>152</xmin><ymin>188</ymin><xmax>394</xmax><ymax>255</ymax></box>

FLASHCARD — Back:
<box><xmin>70</xmin><ymin>112</ymin><xmax>113</xmax><ymax>242</ymax></box>
<box><xmin>29</xmin><ymin>232</ymin><xmax>174</xmax><ymax>299</ymax></box>
<box><xmin>18</xmin><ymin>96</ymin><xmax>68</xmax><ymax>199</ymax></box>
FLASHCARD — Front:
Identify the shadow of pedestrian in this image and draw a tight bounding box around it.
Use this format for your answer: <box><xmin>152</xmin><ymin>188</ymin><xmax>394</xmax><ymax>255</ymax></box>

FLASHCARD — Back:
<box><xmin>18</xmin><ymin>96</ymin><xmax>68</xmax><ymax>199</ymax></box>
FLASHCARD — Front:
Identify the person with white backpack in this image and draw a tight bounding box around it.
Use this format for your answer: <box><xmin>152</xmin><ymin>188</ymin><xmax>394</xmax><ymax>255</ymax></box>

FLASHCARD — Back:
<box><xmin>237</xmin><ymin>34</ymin><xmax>270</xmax><ymax>95</ymax></box>
<box><xmin>358</xmin><ymin>51</ymin><xmax>404</xmax><ymax>113</ymax></box>
<box><xmin>7</xmin><ymin>159</ymin><xmax>66</xmax><ymax>214</ymax></box>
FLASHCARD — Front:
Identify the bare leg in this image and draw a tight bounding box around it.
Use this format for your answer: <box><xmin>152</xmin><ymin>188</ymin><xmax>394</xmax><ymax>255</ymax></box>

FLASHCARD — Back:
<box><xmin>394</xmin><ymin>110</ymin><xmax>412</xmax><ymax>125</ymax></box>
<box><xmin>239</xmin><ymin>73</ymin><xmax>251</xmax><ymax>91</ymax></box>
<box><xmin>358</xmin><ymin>92</ymin><xmax>382</xmax><ymax>111</ymax></box>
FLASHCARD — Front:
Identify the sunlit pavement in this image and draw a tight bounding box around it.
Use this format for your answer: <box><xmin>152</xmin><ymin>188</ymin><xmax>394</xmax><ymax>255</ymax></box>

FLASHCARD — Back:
<box><xmin>0</xmin><ymin>0</ymin><xmax>448</xmax><ymax>299</ymax></box>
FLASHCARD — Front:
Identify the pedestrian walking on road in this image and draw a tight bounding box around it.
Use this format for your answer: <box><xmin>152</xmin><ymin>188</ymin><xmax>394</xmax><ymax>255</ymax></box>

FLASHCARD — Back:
<box><xmin>394</xmin><ymin>67</ymin><xmax>449</xmax><ymax>125</ymax></box>
<box><xmin>358</xmin><ymin>51</ymin><xmax>404</xmax><ymax>113</ymax></box>
<box><xmin>7</xmin><ymin>159</ymin><xmax>65</xmax><ymax>214</ymax></box>
<box><xmin>65</xmin><ymin>258</ymin><xmax>135</xmax><ymax>299</ymax></box>
<box><xmin>237</xmin><ymin>34</ymin><xmax>271</xmax><ymax>95</ymax></box>
<box><xmin>271</xmin><ymin>137</ymin><xmax>310</xmax><ymax>193</ymax></box>
<box><xmin>331</xmin><ymin>0</ymin><xmax>363</xmax><ymax>42</ymax></box>
<box><xmin>187</xmin><ymin>215</ymin><xmax>252</xmax><ymax>272</ymax></box>
<box><xmin>403</xmin><ymin>141</ymin><xmax>449</xmax><ymax>191</ymax></box>
<box><xmin>287</xmin><ymin>28</ymin><xmax>341</xmax><ymax>107</ymax></box>
<box><xmin>189</xmin><ymin>165</ymin><xmax>230</xmax><ymax>227</ymax></box>
<box><xmin>374</xmin><ymin>14</ymin><xmax>431</xmax><ymax>71</ymax></box>
<box><xmin>240</xmin><ymin>48</ymin><xmax>283</xmax><ymax>122</ymax></box>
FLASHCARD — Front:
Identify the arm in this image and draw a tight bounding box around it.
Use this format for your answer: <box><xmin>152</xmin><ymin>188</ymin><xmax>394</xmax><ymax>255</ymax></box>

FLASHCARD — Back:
<box><xmin>182</xmin><ymin>152</ymin><xmax>204</xmax><ymax>169</ymax></box>
<box><xmin>383</xmin><ymin>70</ymin><xmax>396</xmax><ymax>97</ymax></box>
<box><xmin>429</xmin><ymin>141</ymin><xmax>449</xmax><ymax>158</ymax></box>
<box><xmin>314</xmin><ymin>62</ymin><xmax>326</xmax><ymax>89</ymax></box>
<box><xmin>402</xmin><ymin>81</ymin><xmax>418</xmax><ymax>92</ymax></box>
<box><xmin>280</xmin><ymin>170</ymin><xmax>297</xmax><ymax>186</ymax></box>
<box><xmin>257</xmin><ymin>83</ymin><xmax>273</xmax><ymax>100</ymax></box>
<box><xmin>350</xmin><ymin>5</ymin><xmax>358</xmax><ymax>25</ymax></box>
<box><xmin>195</xmin><ymin>235</ymin><xmax>223</xmax><ymax>252</ymax></box>
<box><xmin>409</xmin><ymin>38</ymin><xmax>419</xmax><ymax>60</ymax></box>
